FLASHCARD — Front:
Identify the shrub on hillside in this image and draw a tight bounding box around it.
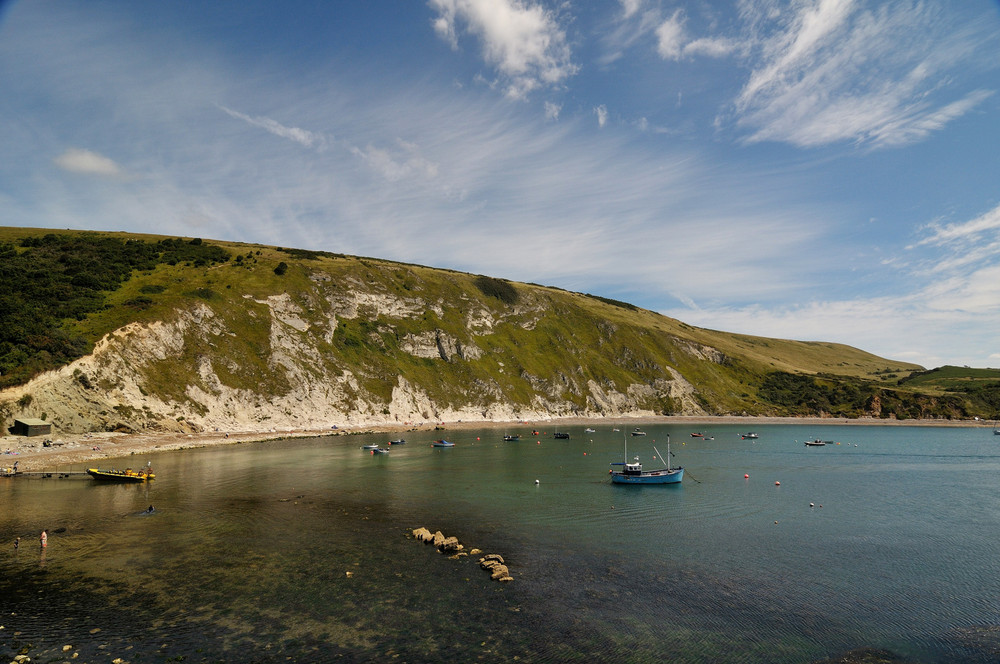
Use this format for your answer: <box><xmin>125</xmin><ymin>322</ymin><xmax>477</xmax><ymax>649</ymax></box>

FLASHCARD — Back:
<box><xmin>474</xmin><ymin>276</ymin><xmax>519</xmax><ymax>305</ymax></box>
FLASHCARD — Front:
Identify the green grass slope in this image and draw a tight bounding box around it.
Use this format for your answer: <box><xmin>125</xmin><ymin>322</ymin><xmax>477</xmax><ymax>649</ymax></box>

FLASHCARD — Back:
<box><xmin>1</xmin><ymin>228</ymin><xmax>994</xmax><ymax>428</ymax></box>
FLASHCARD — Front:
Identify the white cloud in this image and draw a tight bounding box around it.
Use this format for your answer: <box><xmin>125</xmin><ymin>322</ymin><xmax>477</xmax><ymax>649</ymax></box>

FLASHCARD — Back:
<box><xmin>655</xmin><ymin>10</ymin><xmax>686</xmax><ymax>60</ymax></box>
<box><xmin>683</xmin><ymin>37</ymin><xmax>739</xmax><ymax>58</ymax></box>
<box><xmin>544</xmin><ymin>101</ymin><xmax>561</xmax><ymax>120</ymax></box>
<box><xmin>53</xmin><ymin>148</ymin><xmax>123</xmax><ymax>176</ymax></box>
<box><xmin>219</xmin><ymin>105</ymin><xmax>326</xmax><ymax>149</ymax></box>
<box><xmin>428</xmin><ymin>0</ymin><xmax>577</xmax><ymax>99</ymax></box>
<box><xmin>619</xmin><ymin>0</ymin><xmax>643</xmax><ymax>20</ymax></box>
<box><xmin>594</xmin><ymin>104</ymin><xmax>608</xmax><ymax>127</ymax></box>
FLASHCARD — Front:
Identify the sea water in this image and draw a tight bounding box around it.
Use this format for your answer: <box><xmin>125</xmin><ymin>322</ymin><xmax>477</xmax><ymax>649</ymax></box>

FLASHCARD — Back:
<box><xmin>2</xmin><ymin>423</ymin><xmax>1000</xmax><ymax>663</ymax></box>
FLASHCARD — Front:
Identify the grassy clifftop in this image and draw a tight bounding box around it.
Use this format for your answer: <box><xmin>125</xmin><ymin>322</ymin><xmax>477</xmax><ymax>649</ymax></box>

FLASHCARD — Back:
<box><xmin>1</xmin><ymin>228</ymin><xmax>996</xmax><ymax>432</ymax></box>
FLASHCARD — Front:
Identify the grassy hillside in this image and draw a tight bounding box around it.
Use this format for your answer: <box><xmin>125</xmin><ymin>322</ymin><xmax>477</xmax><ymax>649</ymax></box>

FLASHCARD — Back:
<box><xmin>2</xmin><ymin>227</ymin><xmax>991</xmax><ymax>429</ymax></box>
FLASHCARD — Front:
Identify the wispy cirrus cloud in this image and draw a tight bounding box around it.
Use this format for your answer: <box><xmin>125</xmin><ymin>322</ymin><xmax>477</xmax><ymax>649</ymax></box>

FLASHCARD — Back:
<box><xmin>350</xmin><ymin>140</ymin><xmax>439</xmax><ymax>182</ymax></box>
<box><xmin>428</xmin><ymin>0</ymin><xmax>578</xmax><ymax>99</ymax></box>
<box><xmin>667</xmin><ymin>201</ymin><xmax>1000</xmax><ymax>368</ymax></box>
<box><xmin>916</xmin><ymin>204</ymin><xmax>1000</xmax><ymax>248</ymax></box>
<box><xmin>728</xmin><ymin>0</ymin><xmax>996</xmax><ymax>148</ymax></box>
<box><xmin>218</xmin><ymin>105</ymin><xmax>327</xmax><ymax>149</ymax></box>
<box><xmin>628</xmin><ymin>1</ymin><xmax>995</xmax><ymax>149</ymax></box>
<box><xmin>906</xmin><ymin>203</ymin><xmax>1000</xmax><ymax>314</ymax></box>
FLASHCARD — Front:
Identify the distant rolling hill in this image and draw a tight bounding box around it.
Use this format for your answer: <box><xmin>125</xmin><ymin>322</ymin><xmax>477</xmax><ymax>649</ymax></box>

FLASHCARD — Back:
<box><xmin>0</xmin><ymin>227</ymin><xmax>995</xmax><ymax>435</ymax></box>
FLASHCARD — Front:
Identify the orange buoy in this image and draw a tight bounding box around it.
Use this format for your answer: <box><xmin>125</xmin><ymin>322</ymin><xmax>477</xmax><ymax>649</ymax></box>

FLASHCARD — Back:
<box><xmin>775</xmin><ymin>481</ymin><xmax>780</xmax><ymax>486</ymax></box>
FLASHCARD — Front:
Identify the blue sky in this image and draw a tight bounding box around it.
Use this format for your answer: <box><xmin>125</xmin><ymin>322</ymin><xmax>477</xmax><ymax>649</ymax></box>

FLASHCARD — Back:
<box><xmin>2</xmin><ymin>0</ymin><xmax>999</xmax><ymax>369</ymax></box>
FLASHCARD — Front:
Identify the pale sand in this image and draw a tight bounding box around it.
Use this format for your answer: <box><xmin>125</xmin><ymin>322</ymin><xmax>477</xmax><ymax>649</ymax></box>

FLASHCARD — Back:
<box><xmin>1</xmin><ymin>416</ymin><xmax>993</xmax><ymax>473</ymax></box>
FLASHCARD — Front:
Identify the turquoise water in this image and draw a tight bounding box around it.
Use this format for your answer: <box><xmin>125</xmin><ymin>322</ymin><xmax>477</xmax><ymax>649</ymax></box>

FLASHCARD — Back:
<box><xmin>3</xmin><ymin>423</ymin><xmax>1000</xmax><ymax>662</ymax></box>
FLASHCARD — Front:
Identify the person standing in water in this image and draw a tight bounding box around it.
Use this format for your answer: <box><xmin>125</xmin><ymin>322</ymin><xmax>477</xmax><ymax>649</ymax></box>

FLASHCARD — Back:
<box><xmin>39</xmin><ymin>530</ymin><xmax>47</xmax><ymax>548</ymax></box>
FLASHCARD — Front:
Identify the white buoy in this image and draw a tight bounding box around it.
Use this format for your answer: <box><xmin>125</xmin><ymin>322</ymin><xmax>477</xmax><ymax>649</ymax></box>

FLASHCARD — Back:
<box><xmin>535</xmin><ymin>479</ymin><xmax>540</xmax><ymax>484</ymax></box>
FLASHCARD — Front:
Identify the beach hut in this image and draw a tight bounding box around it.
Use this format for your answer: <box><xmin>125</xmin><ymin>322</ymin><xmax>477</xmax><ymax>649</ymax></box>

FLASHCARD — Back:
<box><xmin>9</xmin><ymin>418</ymin><xmax>52</xmax><ymax>437</ymax></box>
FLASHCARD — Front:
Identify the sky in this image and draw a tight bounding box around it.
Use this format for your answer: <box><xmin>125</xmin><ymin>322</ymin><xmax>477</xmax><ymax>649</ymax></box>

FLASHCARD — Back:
<box><xmin>1</xmin><ymin>0</ymin><xmax>999</xmax><ymax>370</ymax></box>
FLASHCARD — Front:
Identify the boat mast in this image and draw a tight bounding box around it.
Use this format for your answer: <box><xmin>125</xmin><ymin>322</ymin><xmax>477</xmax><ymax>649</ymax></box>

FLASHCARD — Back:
<box><xmin>652</xmin><ymin>434</ymin><xmax>671</xmax><ymax>471</ymax></box>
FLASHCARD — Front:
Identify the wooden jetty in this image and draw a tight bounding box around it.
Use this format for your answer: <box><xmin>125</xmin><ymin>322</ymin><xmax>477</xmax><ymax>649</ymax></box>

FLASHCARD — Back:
<box><xmin>1</xmin><ymin>471</ymin><xmax>92</xmax><ymax>479</ymax></box>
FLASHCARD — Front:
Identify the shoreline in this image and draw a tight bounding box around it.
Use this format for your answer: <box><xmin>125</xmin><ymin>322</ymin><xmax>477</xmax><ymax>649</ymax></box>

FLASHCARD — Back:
<box><xmin>2</xmin><ymin>415</ymin><xmax>995</xmax><ymax>473</ymax></box>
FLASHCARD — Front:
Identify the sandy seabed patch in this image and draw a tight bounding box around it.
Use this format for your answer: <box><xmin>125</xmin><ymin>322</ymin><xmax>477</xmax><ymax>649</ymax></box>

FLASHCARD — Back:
<box><xmin>1</xmin><ymin>415</ymin><xmax>993</xmax><ymax>473</ymax></box>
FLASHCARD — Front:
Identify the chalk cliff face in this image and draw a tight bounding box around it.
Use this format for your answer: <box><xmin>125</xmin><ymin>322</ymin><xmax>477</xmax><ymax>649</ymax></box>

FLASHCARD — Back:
<box><xmin>1</xmin><ymin>264</ymin><xmax>721</xmax><ymax>435</ymax></box>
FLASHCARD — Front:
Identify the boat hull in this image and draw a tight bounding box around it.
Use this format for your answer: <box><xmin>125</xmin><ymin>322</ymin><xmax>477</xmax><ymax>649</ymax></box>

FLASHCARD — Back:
<box><xmin>87</xmin><ymin>468</ymin><xmax>154</xmax><ymax>482</ymax></box>
<box><xmin>611</xmin><ymin>468</ymin><xmax>683</xmax><ymax>484</ymax></box>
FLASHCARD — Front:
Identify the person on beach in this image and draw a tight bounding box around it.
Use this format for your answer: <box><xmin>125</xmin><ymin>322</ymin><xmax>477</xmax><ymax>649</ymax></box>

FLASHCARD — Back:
<box><xmin>39</xmin><ymin>530</ymin><xmax>47</xmax><ymax>548</ymax></box>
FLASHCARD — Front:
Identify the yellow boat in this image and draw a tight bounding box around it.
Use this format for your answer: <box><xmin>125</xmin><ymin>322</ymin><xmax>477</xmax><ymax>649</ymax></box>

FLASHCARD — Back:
<box><xmin>86</xmin><ymin>467</ymin><xmax>155</xmax><ymax>482</ymax></box>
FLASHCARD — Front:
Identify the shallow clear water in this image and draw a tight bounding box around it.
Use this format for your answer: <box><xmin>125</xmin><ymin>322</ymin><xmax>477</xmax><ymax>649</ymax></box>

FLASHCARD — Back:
<box><xmin>3</xmin><ymin>424</ymin><xmax>1000</xmax><ymax>662</ymax></box>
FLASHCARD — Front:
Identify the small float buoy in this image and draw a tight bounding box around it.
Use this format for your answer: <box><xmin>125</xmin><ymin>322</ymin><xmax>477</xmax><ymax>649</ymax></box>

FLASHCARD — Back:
<box><xmin>476</xmin><ymin>437</ymin><xmax>480</xmax><ymax>440</ymax></box>
<box><xmin>774</xmin><ymin>521</ymin><xmax>779</xmax><ymax>524</ymax></box>
<box><xmin>775</xmin><ymin>481</ymin><xmax>780</xmax><ymax>486</ymax></box>
<box><xmin>744</xmin><ymin>474</ymin><xmax>749</xmax><ymax>479</ymax></box>
<box><xmin>535</xmin><ymin>479</ymin><xmax>540</xmax><ymax>484</ymax></box>
<box><xmin>810</xmin><ymin>502</ymin><xmax>815</xmax><ymax>508</ymax></box>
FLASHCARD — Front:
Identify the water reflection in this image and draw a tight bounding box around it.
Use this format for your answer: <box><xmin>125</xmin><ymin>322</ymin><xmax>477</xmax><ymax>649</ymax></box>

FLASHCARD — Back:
<box><xmin>2</xmin><ymin>424</ymin><xmax>1000</xmax><ymax>662</ymax></box>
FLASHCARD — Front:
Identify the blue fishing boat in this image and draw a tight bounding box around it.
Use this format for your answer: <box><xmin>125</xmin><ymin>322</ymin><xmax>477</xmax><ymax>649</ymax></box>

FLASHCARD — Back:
<box><xmin>610</xmin><ymin>435</ymin><xmax>682</xmax><ymax>485</ymax></box>
<box><xmin>432</xmin><ymin>440</ymin><xmax>454</xmax><ymax>447</ymax></box>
